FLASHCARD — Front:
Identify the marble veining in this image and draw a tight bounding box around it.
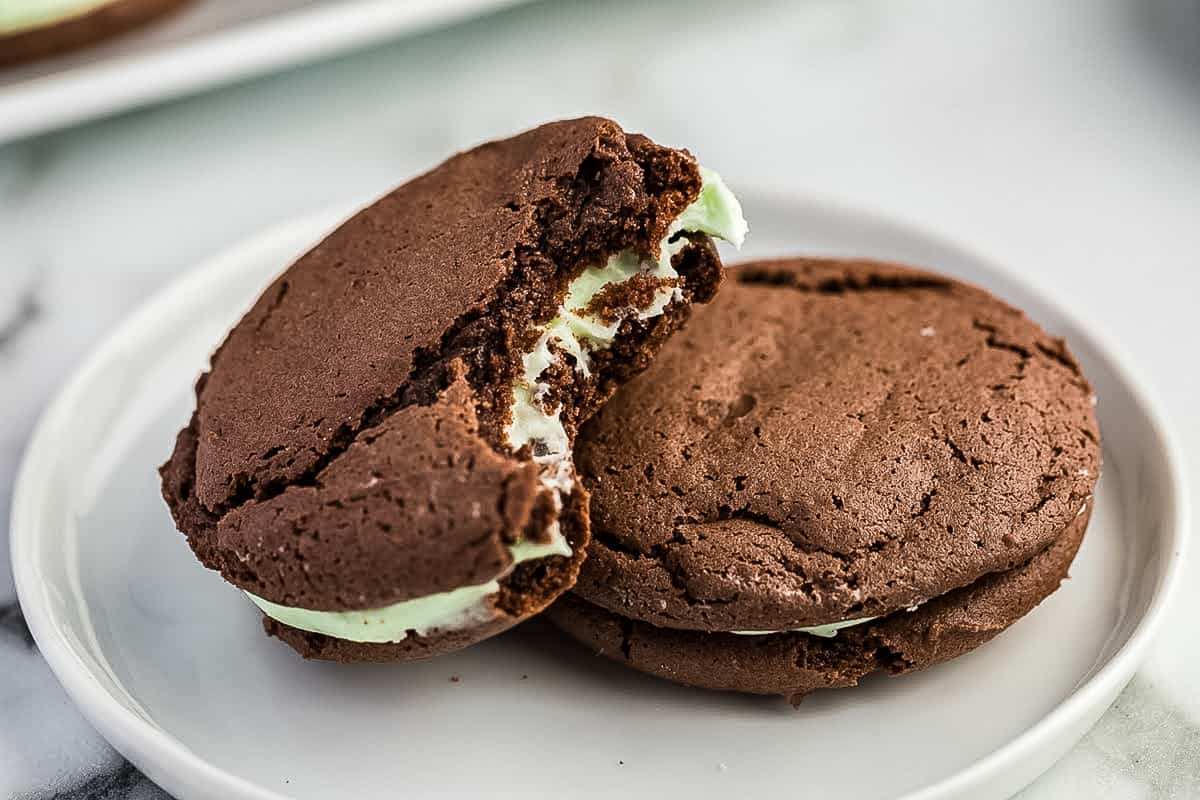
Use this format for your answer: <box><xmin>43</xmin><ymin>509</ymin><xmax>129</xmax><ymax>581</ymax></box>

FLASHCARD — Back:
<box><xmin>0</xmin><ymin>283</ymin><xmax>40</xmax><ymax>355</ymax></box>
<box><xmin>0</xmin><ymin>602</ymin><xmax>34</xmax><ymax>650</ymax></box>
<box><xmin>2</xmin><ymin>0</ymin><xmax>1198</xmax><ymax>797</ymax></box>
<box><xmin>15</xmin><ymin>760</ymin><xmax>172</xmax><ymax>800</ymax></box>
<box><xmin>1018</xmin><ymin>676</ymin><xmax>1200</xmax><ymax>798</ymax></box>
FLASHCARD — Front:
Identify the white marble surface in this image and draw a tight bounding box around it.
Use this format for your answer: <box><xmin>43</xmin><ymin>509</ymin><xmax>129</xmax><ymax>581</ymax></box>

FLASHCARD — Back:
<box><xmin>1</xmin><ymin>0</ymin><xmax>1198</xmax><ymax>797</ymax></box>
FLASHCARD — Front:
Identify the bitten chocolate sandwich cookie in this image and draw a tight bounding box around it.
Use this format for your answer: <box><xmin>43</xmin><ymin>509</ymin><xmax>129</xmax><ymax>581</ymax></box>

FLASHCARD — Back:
<box><xmin>160</xmin><ymin>117</ymin><xmax>747</xmax><ymax>662</ymax></box>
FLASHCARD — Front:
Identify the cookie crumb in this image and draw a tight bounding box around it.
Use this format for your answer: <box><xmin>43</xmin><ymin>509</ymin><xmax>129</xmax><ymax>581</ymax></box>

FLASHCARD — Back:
<box><xmin>449</xmin><ymin>675</ymin><xmax>460</xmax><ymax>683</ymax></box>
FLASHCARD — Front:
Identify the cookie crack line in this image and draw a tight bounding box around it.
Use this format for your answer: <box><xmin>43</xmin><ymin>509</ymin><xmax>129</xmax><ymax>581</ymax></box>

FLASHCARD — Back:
<box><xmin>212</xmin><ymin>304</ymin><xmax>488</xmax><ymax>519</ymax></box>
<box><xmin>735</xmin><ymin>260</ymin><xmax>1085</xmax><ymax>383</ymax></box>
<box><xmin>592</xmin><ymin>509</ymin><xmax>858</xmax><ymax>570</ymax></box>
<box><xmin>588</xmin><ymin>527</ymin><xmax>748</xmax><ymax>611</ymax></box>
<box><xmin>735</xmin><ymin>263</ymin><xmax>953</xmax><ymax>295</ymax></box>
<box><xmin>251</xmin><ymin>279</ymin><xmax>290</xmax><ymax>335</ymax></box>
<box><xmin>973</xmin><ymin>317</ymin><xmax>1084</xmax><ymax>380</ymax></box>
<box><xmin>590</xmin><ymin>522</ymin><xmax>848</xmax><ymax>612</ymax></box>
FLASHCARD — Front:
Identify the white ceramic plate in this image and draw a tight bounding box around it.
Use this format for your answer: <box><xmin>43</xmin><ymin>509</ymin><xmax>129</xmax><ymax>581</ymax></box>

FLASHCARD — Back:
<box><xmin>0</xmin><ymin>0</ymin><xmax>529</xmax><ymax>144</ymax></box>
<box><xmin>11</xmin><ymin>192</ymin><xmax>1188</xmax><ymax>800</ymax></box>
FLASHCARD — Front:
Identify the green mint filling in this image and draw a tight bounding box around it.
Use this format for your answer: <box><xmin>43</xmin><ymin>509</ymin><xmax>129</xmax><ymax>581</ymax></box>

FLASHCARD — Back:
<box><xmin>506</xmin><ymin>168</ymin><xmax>745</xmax><ymax>459</ymax></box>
<box><xmin>674</xmin><ymin>166</ymin><xmax>750</xmax><ymax>247</ymax></box>
<box><xmin>732</xmin><ymin>616</ymin><xmax>879</xmax><ymax>638</ymax></box>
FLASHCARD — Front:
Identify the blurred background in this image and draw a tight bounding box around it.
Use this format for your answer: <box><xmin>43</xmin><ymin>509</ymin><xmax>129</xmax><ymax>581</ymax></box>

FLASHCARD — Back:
<box><xmin>2</xmin><ymin>0</ymin><xmax>1199</xmax><ymax>797</ymax></box>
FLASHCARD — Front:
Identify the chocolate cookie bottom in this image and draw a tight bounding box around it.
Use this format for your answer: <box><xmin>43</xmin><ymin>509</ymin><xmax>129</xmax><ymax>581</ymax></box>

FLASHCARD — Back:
<box><xmin>547</xmin><ymin>508</ymin><xmax>1089</xmax><ymax>704</ymax></box>
<box><xmin>260</xmin><ymin>493</ymin><xmax>591</xmax><ymax>662</ymax></box>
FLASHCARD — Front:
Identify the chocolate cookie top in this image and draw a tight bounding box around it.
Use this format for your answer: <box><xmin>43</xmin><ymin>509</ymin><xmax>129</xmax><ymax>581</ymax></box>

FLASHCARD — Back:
<box><xmin>573</xmin><ymin>258</ymin><xmax>1100</xmax><ymax>631</ymax></box>
<box><xmin>191</xmin><ymin>116</ymin><xmax>699</xmax><ymax>515</ymax></box>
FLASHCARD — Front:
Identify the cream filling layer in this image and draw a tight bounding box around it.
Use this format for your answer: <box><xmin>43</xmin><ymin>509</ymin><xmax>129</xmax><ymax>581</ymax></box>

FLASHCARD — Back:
<box><xmin>506</xmin><ymin>166</ymin><xmax>746</xmax><ymax>481</ymax></box>
<box><xmin>731</xmin><ymin>616</ymin><xmax>878</xmax><ymax>638</ymax></box>
<box><xmin>246</xmin><ymin>535</ymin><xmax>571</xmax><ymax>644</ymax></box>
<box><xmin>250</xmin><ymin>168</ymin><xmax>746</xmax><ymax>644</ymax></box>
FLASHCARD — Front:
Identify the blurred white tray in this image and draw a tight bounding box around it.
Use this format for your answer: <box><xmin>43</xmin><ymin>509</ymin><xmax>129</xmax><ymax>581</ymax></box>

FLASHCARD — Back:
<box><xmin>0</xmin><ymin>0</ymin><xmax>528</xmax><ymax>144</ymax></box>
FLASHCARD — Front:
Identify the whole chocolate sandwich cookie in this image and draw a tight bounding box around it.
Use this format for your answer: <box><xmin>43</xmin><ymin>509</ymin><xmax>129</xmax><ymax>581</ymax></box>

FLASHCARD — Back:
<box><xmin>160</xmin><ymin>117</ymin><xmax>747</xmax><ymax>662</ymax></box>
<box><xmin>0</xmin><ymin>0</ymin><xmax>191</xmax><ymax>67</ymax></box>
<box><xmin>548</xmin><ymin>257</ymin><xmax>1100</xmax><ymax>702</ymax></box>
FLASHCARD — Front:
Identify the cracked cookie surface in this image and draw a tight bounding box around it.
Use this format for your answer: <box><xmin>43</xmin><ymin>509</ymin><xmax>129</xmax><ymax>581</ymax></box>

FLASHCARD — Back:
<box><xmin>570</xmin><ymin>258</ymin><xmax>1100</xmax><ymax>633</ymax></box>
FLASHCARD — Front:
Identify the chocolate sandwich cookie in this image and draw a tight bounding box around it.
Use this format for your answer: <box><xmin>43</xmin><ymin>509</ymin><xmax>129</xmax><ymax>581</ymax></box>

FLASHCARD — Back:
<box><xmin>0</xmin><ymin>0</ymin><xmax>190</xmax><ymax>67</ymax></box>
<box><xmin>160</xmin><ymin>117</ymin><xmax>747</xmax><ymax>662</ymax></box>
<box><xmin>548</xmin><ymin>257</ymin><xmax>1100</xmax><ymax>701</ymax></box>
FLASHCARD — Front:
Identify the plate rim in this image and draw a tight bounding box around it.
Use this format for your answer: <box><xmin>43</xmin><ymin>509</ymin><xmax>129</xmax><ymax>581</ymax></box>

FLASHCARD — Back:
<box><xmin>11</xmin><ymin>192</ymin><xmax>1190</xmax><ymax>800</ymax></box>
